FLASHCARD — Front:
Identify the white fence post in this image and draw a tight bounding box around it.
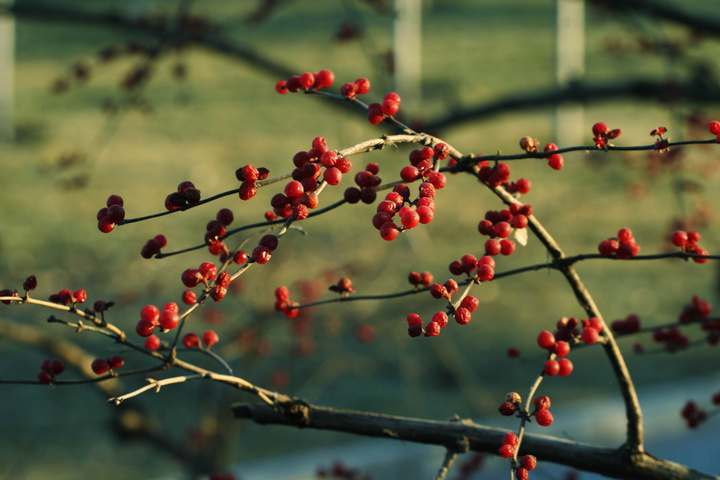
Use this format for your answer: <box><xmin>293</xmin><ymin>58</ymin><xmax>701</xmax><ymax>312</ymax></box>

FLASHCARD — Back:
<box><xmin>0</xmin><ymin>0</ymin><xmax>14</xmax><ymax>143</ymax></box>
<box><xmin>393</xmin><ymin>0</ymin><xmax>422</xmax><ymax>114</ymax></box>
<box><xmin>556</xmin><ymin>0</ymin><xmax>585</xmax><ymax>147</ymax></box>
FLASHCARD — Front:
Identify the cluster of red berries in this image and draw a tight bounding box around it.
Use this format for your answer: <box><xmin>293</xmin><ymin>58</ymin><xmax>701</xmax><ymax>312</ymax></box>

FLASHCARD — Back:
<box><xmin>372</xmin><ymin>183</ymin><xmax>436</xmax><ymax>241</ymax></box>
<box><xmin>551</xmin><ymin>316</ymin><xmax>604</xmax><ymax>344</ymax></box>
<box><xmin>37</xmin><ymin>358</ymin><xmax>65</xmax><ymax>384</ymax></box>
<box><xmin>236</xmin><ymin>164</ymin><xmax>270</xmax><ymax>201</ymax></box>
<box><xmin>708</xmin><ymin>120</ymin><xmax>720</xmax><ymax>142</ymax></box>
<box><xmin>275</xmin><ymin>69</ymin><xmax>335</xmax><ymax>94</ymax></box>
<box><xmin>519</xmin><ymin>136</ymin><xmax>564</xmax><ymax>171</ymax></box>
<box><xmin>273</xmin><ymin>137</ymin><xmax>351</xmax><ymax>218</ymax></box>
<box><xmin>406</xmin><ymin>290</ymin><xmax>479</xmax><ymax>338</ymax></box>
<box><xmin>182</xmin><ymin>330</ymin><xmax>219</xmax><ymax>349</ymax></box>
<box><xmin>671</xmin><ymin>230</ymin><xmax>709</xmax><ymax>263</ymax></box>
<box><xmin>498</xmin><ymin>432</ymin><xmax>537</xmax><ymax>479</ymax></box>
<box><xmin>367</xmin><ymin>92</ymin><xmax>401</xmax><ymax>124</ymax></box>
<box><xmin>48</xmin><ymin>288</ymin><xmax>87</xmax><ymax>306</ymax></box>
<box><xmin>542</xmin><ymin>143</ymin><xmax>564</xmax><ymax>170</ymax></box>
<box><xmin>343</xmin><ymin>162</ymin><xmax>381</xmax><ymax>204</ymax></box>
<box><xmin>399</xmin><ymin>144</ymin><xmax>449</xmax><ymax>185</ymax></box>
<box><xmin>598</xmin><ymin>227</ymin><xmax>641</xmax><ymax>258</ymax></box>
<box><xmin>679</xmin><ymin>295</ymin><xmax>711</xmax><ymax>323</ymax></box>
<box><xmin>681</xmin><ymin>400</ymin><xmax>708</xmax><ymax>429</ymax></box>
<box><xmin>407</xmin><ymin>270</ymin><xmax>433</xmax><ymax>288</ymax></box>
<box><xmin>274</xmin><ymin>286</ymin><xmax>299</xmax><ymax>319</ymax></box>
<box><xmin>448</xmin><ymin>254</ymin><xmax>496</xmax><ymax>281</ymax></box>
<box><xmin>203</xmin><ymin>208</ymin><xmax>237</xmax><ymax>256</ymax></box>
<box><xmin>592</xmin><ymin>122</ymin><xmax>621</xmax><ymax>149</ymax></box>
<box><xmin>340</xmin><ymin>77</ymin><xmax>371</xmax><ymax>99</ymax></box>
<box><xmin>136</xmin><ymin>302</ymin><xmax>180</xmax><ymax>337</ymax></box>
<box><xmin>0</xmin><ymin>288</ymin><xmax>19</xmax><ymax>305</ymax></box>
<box><xmin>652</xmin><ymin>326</ymin><xmax>690</xmax><ymax>352</ymax></box>
<box><xmin>478</xmin><ymin>204</ymin><xmax>532</xmax><ymax>256</ymax></box>
<box><xmin>165</xmin><ymin>181</ymin><xmax>201</xmax><ymax>211</ymax></box>
<box><xmin>91</xmin><ymin>355</ymin><xmax>124</xmax><ymax>375</ymax></box>
<box><xmin>498</xmin><ymin>392</ymin><xmax>554</xmax><ymax>427</ymax></box>
<box><xmin>141</xmin><ymin>234</ymin><xmax>167</xmax><ymax>259</ymax></box>
<box><xmin>611</xmin><ymin>313</ymin><xmax>641</xmax><ymax>334</ymax></box>
<box><xmin>536</xmin><ymin>330</ymin><xmax>574</xmax><ymax>377</ymax></box>
<box><xmin>328</xmin><ymin>277</ymin><xmax>354</xmax><ymax>297</ymax></box>
<box><xmin>97</xmin><ymin>194</ymin><xmax>125</xmax><ymax>233</ymax></box>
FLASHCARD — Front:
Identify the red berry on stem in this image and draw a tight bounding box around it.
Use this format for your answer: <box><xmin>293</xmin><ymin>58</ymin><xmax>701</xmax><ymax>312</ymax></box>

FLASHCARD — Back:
<box><xmin>91</xmin><ymin>358</ymin><xmax>110</xmax><ymax>375</ymax></box>
<box><xmin>535</xmin><ymin>409</ymin><xmax>554</xmax><ymax>426</ymax></box>
<box><xmin>183</xmin><ymin>332</ymin><xmax>200</xmax><ymax>349</ymax></box>
<box><xmin>498</xmin><ymin>444</ymin><xmax>515</xmax><ymax>458</ymax></box>
<box><xmin>202</xmin><ymin>330</ymin><xmax>219</xmax><ymax>348</ymax></box>
<box><xmin>144</xmin><ymin>335</ymin><xmax>161</xmax><ymax>350</ymax></box>
<box><xmin>537</xmin><ymin>330</ymin><xmax>556</xmax><ymax>349</ymax></box>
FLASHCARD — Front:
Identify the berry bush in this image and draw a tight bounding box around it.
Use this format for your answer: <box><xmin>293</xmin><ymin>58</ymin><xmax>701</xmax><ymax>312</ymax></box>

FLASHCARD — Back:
<box><xmin>3</xmin><ymin>2</ymin><xmax>720</xmax><ymax>480</ymax></box>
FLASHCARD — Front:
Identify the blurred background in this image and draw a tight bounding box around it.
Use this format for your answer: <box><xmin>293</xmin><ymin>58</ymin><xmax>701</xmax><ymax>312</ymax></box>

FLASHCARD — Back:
<box><xmin>1</xmin><ymin>0</ymin><xmax>719</xmax><ymax>479</ymax></box>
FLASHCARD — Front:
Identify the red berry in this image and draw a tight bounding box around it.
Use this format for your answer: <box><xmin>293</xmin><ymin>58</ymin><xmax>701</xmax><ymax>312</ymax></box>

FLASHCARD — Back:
<box><xmin>275</xmin><ymin>80</ymin><xmax>288</xmax><ymax>94</ymax></box>
<box><xmin>558</xmin><ymin>358</ymin><xmax>574</xmax><ymax>376</ymax></box>
<box><xmin>91</xmin><ymin>358</ymin><xmax>110</xmax><ymax>375</ymax></box>
<box><xmin>520</xmin><ymin>455</ymin><xmax>537</xmax><ymax>470</ymax></box>
<box><xmin>502</xmin><ymin>432</ymin><xmax>519</xmax><ymax>447</ymax></box>
<box><xmin>425</xmin><ymin>321</ymin><xmax>441</xmax><ymax>336</ymax></box>
<box><xmin>432</xmin><ymin>311</ymin><xmax>449</xmax><ymax>329</ymax></box>
<box><xmin>355</xmin><ymin>77</ymin><xmax>370</xmax><ymax>94</ymax></box>
<box><xmin>537</xmin><ymin>330</ymin><xmax>556</xmax><ymax>349</ymax></box>
<box><xmin>140</xmin><ymin>305</ymin><xmax>160</xmax><ymax>324</ymax></box>
<box><xmin>252</xmin><ymin>246</ymin><xmax>272</xmax><ymax>264</ymax></box>
<box><xmin>592</xmin><ymin>122</ymin><xmax>609</xmax><ymax>137</ymax></box>
<box><xmin>454</xmin><ymin>308</ymin><xmax>472</xmax><ymax>325</ymax></box>
<box><xmin>316</xmin><ymin>69</ymin><xmax>335</xmax><ymax>88</ymax></box>
<box><xmin>380</xmin><ymin>222</ymin><xmax>399</xmax><ymax>241</ymax></box>
<box><xmin>416</xmin><ymin>206</ymin><xmax>434</xmax><ymax>224</ymax></box>
<box><xmin>382</xmin><ymin>92</ymin><xmax>401</xmax><ymax>116</ymax></box>
<box><xmin>182</xmin><ymin>290</ymin><xmax>197</xmax><ymax>305</ymax></box>
<box><xmin>544</xmin><ymin>359</ymin><xmax>560</xmax><ymax>376</ymax></box>
<box><xmin>516</xmin><ymin>467</ymin><xmax>529</xmax><ymax>480</ymax></box>
<box><xmin>485</xmin><ymin>239</ymin><xmax>501</xmax><ymax>256</ymax></box>
<box><xmin>709</xmin><ymin>121</ymin><xmax>720</xmax><ymax>135</ymax></box>
<box><xmin>38</xmin><ymin>371</ymin><xmax>53</xmax><ymax>384</ymax></box>
<box><xmin>401</xmin><ymin>210</ymin><xmax>420</xmax><ymax>229</ymax></box>
<box><xmin>547</xmin><ymin>153</ymin><xmax>564</xmax><ymax>170</ymax></box>
<box><xmin>136</xmin><ymin>318</ymin><xmax>155</xmax><ymax>337</ymax></box>
<box><xmin>158</xmin><ymin>310</ymin><xmax>180</xmax><ymax>330</ymax></box>
<box><xmin>98</xmin><ymin>217</ymin><xmax>115</xmax><ymax>233</ymax></box>
<box><xmin>144</xmin><ymin>335</ymin><xmax>161</xmax><ymax>350</ymax></box>
<box><xmin>671</xmin><ymin>230</ymin><xmax>688</xmax><ymax>247</ymax></box>
<box><xmin>430</xmin><ymin>283</ymin><xmax>448</xmax><ymax>299</ymax></box>
<box><xmin>323</xmin><ymin>167</ymin><xmax>342</xmax><ymax>186</ymax></box>
<box><xmin>534</xmin><ymin>395</ymin><xmax>551</xmax><ymax>410</ymax></box>
<box><xmin>202</xmin><ymin>330</ymin><xmax>219</xmax><ymax>348</ymax></box>
<box><xmin>582</xmin><ymin>328</ymin><xmax>599</xmax><ymax>344</ymax></box>
<box><xmin>407</xmin><ymin>313</ymin><xmax>422</xmax><ymax>326</ymax></box>
<box><xmin>182</xmin><ymin>268</ymin><xmax>201</xmax><ymax>288</ymax></box>
<box><xmin>108</xmin><ymin>355</ymin><xmax>124</xmax><ymax>370</ymax></box>
<box><xmin>499</xmin><ymin>238</ymin><xmax>515</xmax><ymax>256</ymax></box>
<box><xmin>48</xmin><ymin>359</ymin><xmax>65</xmax><ymax>375</ymax></box>
<box><xmin>284</xmin><ymin>180</ymin><xmax>304</xmax><ymax>199</ymax></box>
<box><xmin>461</xmin><ymin>295</ymin><xmax>479</xmax><ymax>312</ymax></box>
<box><xmin>535</xmin><ymin>409</ymin><xmax>554</xmax><ymax>426</ymax></box>
<box><xmin>367</xmin><ymin>103</ymin><xmax>384</xmax><ymax>125</ymax></box>
<box><xmin>498</xmin><ymin>401</ymin><xmax>516</xmax><ymax>416</ymax></box>
<box><xmin>498</xmin><ymin>444</ymin><xmax>515</xmax><ymax>458</ymax></box>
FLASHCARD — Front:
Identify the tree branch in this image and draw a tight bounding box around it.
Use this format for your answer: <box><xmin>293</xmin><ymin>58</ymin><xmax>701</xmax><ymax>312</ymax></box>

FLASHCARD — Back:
<box><xmin>233</xmin><ymin>401</ymin><xmax>718</xmax><ymax>480</ymax></box>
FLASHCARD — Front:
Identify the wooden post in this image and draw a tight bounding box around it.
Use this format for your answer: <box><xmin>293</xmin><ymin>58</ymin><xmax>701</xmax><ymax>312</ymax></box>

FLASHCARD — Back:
<box><xmin>393</xmin><ymin>0</ymin><xmax>422</xmax><ymax>114</ymax></box>
<box><xmin>556</xmin><ymin>0</ymin><xmax>585</xmax><ymax>147</ymax></box>
<box><xmin>0</xmin><ymin>0</ymin><xmax>14</xmax><ymax>142</ymax></box>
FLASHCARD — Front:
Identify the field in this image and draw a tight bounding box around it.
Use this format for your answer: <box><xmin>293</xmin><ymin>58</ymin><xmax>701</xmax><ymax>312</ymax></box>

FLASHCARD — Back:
<box><xmin>1</xmin><ymin>1</ymin><xmax>720</xmax><ymax>478</ymax></box>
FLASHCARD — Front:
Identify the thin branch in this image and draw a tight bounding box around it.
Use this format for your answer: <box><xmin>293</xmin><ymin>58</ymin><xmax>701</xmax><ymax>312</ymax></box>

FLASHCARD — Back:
<box><xmin>108</xmin><ymin>374</ymin><xmax>203</xmax><ymax>405</ymax></box>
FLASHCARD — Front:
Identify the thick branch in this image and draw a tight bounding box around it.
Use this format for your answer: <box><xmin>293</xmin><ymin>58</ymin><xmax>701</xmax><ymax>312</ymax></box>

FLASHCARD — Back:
<box><xmin>424</xmin><ymin>78</ymin><xmax>720</xmax><ymax>133</ymax></box>
<box><xmin>233</xmin><ymin>402</ymin><xmax>718</xmax><ymax>480</ymax></box>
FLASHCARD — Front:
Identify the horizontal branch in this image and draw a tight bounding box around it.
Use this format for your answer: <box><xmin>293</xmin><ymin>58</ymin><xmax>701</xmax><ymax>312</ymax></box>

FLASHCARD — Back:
<box><xmin>424</xmin><ymin>79</ymin><xmax>720</xmax><ymax>133</ymax></box>
<box><xmin>233</xmin><ymin>401</ymin><xmax>718</xmax><ymax>480</ymax></box>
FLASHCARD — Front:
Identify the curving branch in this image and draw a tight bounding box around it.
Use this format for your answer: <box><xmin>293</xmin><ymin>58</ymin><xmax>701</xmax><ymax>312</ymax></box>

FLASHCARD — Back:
<box><xmin>233</xmin><ymin>401</ymin><xmax>718</xmax><ymax>480</ymax></box>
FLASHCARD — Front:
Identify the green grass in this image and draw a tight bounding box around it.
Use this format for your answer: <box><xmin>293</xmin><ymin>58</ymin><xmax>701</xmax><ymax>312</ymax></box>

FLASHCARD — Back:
<box><xmin>2</xmin><ymin>1</ymin><xmax>720</xmax><ymax>478</ymax></box>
